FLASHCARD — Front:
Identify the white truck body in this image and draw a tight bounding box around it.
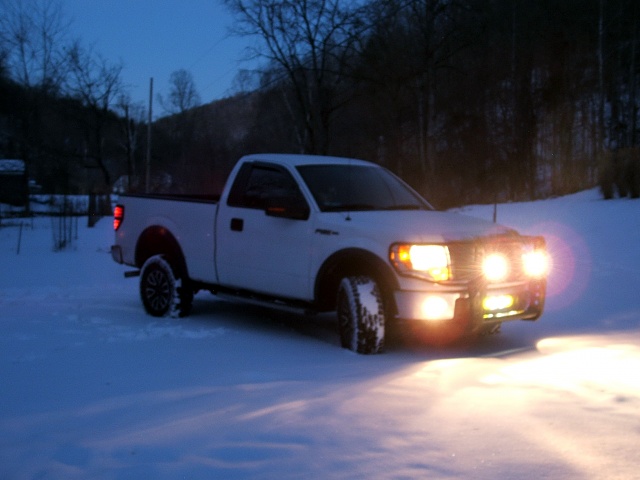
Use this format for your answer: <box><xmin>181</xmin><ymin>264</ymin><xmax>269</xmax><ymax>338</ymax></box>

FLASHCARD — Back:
<box><xmin>112</xmin><ymin>154</ymin><xmax>548</xmax><ymax>353</ymax></box>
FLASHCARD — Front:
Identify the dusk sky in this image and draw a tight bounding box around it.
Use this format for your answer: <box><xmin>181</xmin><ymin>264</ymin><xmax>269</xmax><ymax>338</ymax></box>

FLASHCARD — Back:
<box><xmin>62</xmin><ymin>0</ymin><xmax>259</xmax><ymax>111</ymax></box>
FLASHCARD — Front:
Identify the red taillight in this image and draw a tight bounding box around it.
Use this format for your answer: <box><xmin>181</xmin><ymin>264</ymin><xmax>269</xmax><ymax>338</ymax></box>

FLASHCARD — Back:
<box><xmin>113</xmin><ymin>205</ymin><xmax>124</xmax><ymax>231</ymax></box>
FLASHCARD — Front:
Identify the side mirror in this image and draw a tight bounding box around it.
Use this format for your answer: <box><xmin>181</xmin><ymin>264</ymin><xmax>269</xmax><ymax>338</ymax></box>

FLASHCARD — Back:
<box><xmin>265</xmin><ymin>196</ymin><xmax>310</xmax><ymax>220</ymax></box>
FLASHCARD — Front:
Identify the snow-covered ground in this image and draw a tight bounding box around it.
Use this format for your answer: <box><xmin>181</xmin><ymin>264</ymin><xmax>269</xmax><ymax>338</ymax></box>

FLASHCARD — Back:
<box><xmin>1</xmin><ymin>189</ymin><xmax>639</xmax><ymax>479</ymax></box>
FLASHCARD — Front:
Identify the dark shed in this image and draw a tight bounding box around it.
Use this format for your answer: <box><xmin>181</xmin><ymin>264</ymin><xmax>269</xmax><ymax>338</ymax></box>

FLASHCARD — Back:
<box><xmin>0</xmin><ymin>160</ymin><xmax>29</xmax><ymax>207</ymax></box>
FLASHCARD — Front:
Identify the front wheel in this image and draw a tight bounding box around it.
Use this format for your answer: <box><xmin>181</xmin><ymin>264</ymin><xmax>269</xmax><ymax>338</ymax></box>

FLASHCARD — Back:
<box><xmin>336</xmin><ymin>276</ymin><xmax>386</xmax><ymax>354</ymax></box>
<box><xmin>139</xmin><ymin>255</ymin><xmax>193</xmax><ymax>318</ymax></box>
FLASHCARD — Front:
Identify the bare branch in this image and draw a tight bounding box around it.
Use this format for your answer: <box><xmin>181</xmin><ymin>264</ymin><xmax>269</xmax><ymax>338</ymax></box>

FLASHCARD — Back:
<box><xmin>0</xmin><ymin>0</ymin><xmax>70</xmax><ymax>93</ymax></box>
<box><xmin>223</xmin><ymin>0</ymin><xmax>362</xmax><ymax>153</ymax></box>
<box><xmin>159</xmin><ymin>69</ymin><xmax>201</xmax><ymax>116</ymax></box>
<box><xmin>66</xmin><ymin>40</ymin><xmax>123</xmax><ymax>111</ymax></box>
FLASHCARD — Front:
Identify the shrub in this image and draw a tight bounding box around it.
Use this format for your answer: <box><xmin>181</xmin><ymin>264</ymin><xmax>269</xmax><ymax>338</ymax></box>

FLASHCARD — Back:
<box><xmin>599</xmin><ymin>148</ymin><xmax>640</xmax><ymax>199</ymax></box>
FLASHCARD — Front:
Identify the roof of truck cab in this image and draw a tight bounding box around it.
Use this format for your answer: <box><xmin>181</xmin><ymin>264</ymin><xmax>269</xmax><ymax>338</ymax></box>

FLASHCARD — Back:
<box><xmin>240</xmin><ymin>153</ymin><xmax>375</xmax><ymax>168</ymax></box>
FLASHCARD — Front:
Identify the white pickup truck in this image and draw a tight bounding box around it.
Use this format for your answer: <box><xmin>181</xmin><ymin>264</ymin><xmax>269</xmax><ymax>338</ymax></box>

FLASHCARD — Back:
<box><xmin>111</xmin><ymin>153</ymin><xmax>549</xmax><ymax>354</ymax></box>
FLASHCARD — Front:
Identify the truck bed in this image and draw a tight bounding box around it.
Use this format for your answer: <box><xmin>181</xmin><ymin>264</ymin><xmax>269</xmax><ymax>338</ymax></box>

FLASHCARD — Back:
<box><xmin>119</xmin><ymin>193</ymin><xmax>220</xmax><ymax>203</ymax></box>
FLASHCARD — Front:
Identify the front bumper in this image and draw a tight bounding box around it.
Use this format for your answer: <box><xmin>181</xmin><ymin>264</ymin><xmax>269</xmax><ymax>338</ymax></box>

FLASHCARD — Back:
<box><xmin>394</xmin><ymin>278</ymin><xmax>546</xmax><ymax>332</ymax></box>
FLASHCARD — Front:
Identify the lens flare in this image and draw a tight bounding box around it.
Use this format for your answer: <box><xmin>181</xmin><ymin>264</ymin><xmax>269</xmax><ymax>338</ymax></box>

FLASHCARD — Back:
<box><xmin>529</xmin><ymin>221</ymin><xmax>591</xmax><ymax>310</ymax></box>
<box><xmin>523</xmin><ymin>250</ymin><xmax>549</xmax><ymax>278</ymax></box>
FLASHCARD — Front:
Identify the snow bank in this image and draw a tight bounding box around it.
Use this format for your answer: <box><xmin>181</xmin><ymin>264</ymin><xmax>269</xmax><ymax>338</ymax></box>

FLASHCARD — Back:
<box><xmin>0</xmin><ymin>189</ymin><xmax>639</xmax><ymax>479</ymax></box>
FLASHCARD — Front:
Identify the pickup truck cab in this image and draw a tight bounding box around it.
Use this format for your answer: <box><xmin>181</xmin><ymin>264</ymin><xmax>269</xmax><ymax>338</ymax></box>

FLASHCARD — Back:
<box><xmin>111</xmin><ymin>153</ymin><xmax>548</xmax><ymax>354</ymax></box>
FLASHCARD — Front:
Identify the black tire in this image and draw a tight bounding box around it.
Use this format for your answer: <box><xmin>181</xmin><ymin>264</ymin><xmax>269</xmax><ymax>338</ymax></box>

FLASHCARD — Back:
<box><xmin>139</xmin><ymin>255</ymin><xmax>193</xmax><ymax>318</ymax></box>
<box><xmin>336</xmin><ymin>275</ymin><xmax>385</xmax><ymax>354</ymax></box>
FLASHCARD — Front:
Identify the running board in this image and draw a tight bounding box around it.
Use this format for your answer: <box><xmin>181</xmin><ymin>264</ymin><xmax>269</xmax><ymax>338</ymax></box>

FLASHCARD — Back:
<box><xmin>213</xmin><ymin>291</ymin><xmax>318</xmax><ymax>317</ymax></box>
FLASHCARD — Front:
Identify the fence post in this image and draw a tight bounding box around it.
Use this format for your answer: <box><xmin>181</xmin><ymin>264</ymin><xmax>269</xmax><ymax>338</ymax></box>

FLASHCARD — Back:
<box><xmin>16</xmin><ymin>221</ymin><xmax>23</xmax><ymax>255</ymax></box>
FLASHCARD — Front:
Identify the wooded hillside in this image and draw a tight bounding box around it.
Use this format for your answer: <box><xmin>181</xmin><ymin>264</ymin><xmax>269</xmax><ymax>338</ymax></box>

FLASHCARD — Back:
<box><xmin>1</xmin><ymin>0</ymin><xmax>638</xmax><ymax>207</ymax></box>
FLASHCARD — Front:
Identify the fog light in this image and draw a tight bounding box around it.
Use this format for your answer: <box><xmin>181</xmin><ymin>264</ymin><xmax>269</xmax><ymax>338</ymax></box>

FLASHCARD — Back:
<box><xmin>483</xmin><ymin>294</ymin><xmax>515</xmax><ymax>311</ymax></box>
<box><xmin>421</xmin><ymin>295</ymin><xmax>455</xmax><ymax>321</ymax></box>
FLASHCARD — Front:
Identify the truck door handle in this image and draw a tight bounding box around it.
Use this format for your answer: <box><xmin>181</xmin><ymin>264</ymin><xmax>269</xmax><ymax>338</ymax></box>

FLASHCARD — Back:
<box><xmin>230</xmin><ymin>218</ymin><xmax>244</xmax><ymax>232</ymax></box>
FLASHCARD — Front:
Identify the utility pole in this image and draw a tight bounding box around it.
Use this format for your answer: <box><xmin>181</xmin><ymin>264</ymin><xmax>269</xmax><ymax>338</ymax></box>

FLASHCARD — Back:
<box><xmin>145</xmin><ymin>77</ymin><xmax>153</xmax><ymax>193</ymax></box>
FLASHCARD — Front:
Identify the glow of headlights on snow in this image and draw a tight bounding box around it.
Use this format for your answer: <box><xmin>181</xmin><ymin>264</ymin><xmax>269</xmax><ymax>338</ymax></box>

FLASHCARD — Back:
<box><xmin>482</xmin><ymin>337</ymin><xmax>640</xmax><ymax>395</ymax></box>
<box><xmin>482</xmin><ymin>253</ymin><xmax>509</xmax><ymax>281</ymax></box>
<box><xmin>522</xmin><ymin>250</ymin><xmax>549</xmax><ymax>278</ymax></box>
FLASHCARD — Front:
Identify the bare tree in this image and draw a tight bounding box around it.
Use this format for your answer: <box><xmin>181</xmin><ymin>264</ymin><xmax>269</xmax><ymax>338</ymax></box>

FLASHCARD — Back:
<box><xmin>159</xmin><ymin>68</ymin><xmax>201</xmax><ymax>116</ymax></box>
<box><xmin>155</xmin><ymin>69</ymin><xmax>203</xmax><ymax>190</ymax></box>
<box><xmin>67</xmin><ymin>40</ymin><xmax>123</xmax><ymax>192</ymax></box>
<box><xmin>223</xmin><ymin>0</ymin><xmax>363</xmax><ymax>154</ymax></box>
<box><xmin>0</xmin><ymin>0</ymin><xmax>72</xmax><ymax>203</ymax></box>
<box><xmin>115</xmin><ymin>94</ymin><xmax>145</xmax><ymax>191</ymax></box>
<box><xmin>0</xmin><ymin>0</ymin><xmax>70</xmax><ymax>93</ymax></box>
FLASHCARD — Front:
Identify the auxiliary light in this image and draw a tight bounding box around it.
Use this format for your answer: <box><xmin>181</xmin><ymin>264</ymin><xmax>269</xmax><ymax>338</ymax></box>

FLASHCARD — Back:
<box><xmin>482</xmin><ymin>253</ymin><xmax>509</xmax><ymax>282</ymax></box>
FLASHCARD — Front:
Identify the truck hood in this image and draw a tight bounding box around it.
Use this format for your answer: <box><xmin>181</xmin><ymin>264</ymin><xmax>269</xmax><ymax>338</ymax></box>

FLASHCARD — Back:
<box><xmin>323</xmin><ymin>210</ymin><xmax>517</xmax><ymax>243</ymax></box>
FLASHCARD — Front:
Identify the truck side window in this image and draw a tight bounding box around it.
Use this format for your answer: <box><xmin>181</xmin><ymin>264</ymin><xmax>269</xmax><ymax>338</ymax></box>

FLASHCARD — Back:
<box><xmin>227</xmin><ymin>163</ymin><xmax>307</xmax><ymax>211</ymax></box>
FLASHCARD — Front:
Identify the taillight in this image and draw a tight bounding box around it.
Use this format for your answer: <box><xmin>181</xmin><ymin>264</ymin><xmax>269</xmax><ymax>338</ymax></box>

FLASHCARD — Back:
<box><xmin>113</xmin><ymin>205</ymin><xmax>124</xmax><ymax>231</ymax></box>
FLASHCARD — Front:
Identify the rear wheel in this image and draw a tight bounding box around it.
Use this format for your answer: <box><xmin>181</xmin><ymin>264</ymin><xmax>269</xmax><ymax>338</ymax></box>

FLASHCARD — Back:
<box><xmin>336</xmin><ymin>276</ymin><xmax>385</xmax><ymax>354</ymax></box>
<box><xmin>140</xmin><ymin>255</ymin><xmax>193</xmax><ymax>318</ymax></box>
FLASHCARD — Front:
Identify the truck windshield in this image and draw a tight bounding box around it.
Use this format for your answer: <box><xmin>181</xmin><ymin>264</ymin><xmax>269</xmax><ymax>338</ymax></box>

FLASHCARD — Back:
<box><xmin>296</xmin><ymin>164</ymin><xmax>431</xmax><ymax>212</ymax></box>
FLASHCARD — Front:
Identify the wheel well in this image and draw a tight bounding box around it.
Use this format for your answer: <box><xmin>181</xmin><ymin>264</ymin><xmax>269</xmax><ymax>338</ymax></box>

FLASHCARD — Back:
<box><xmin>314</xmin><ymin>248</ymin><xmax>398</xmax><ymax>314</ymax></box>
<box><xmin>135</xmin><ymin>226</ymin><xmax>188</xmax><ymax>278</ymax></box>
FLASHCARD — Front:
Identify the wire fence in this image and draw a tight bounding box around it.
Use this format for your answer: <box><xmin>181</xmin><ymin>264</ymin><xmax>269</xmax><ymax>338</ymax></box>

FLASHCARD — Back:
<box><xmin>1</xmin><ymin>193</ymin><xmax>112</xmax><ymax>253</ymax></box>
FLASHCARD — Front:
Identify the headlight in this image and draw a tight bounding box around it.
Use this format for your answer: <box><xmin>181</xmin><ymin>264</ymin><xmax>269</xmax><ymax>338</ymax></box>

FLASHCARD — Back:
<box><xmin>390</xmin><ymin>244</ymin><xmax>450</xmax><ymax>282</ymax></box>
<box><xmin>482</xmin><ymin>253</ymin><xmax>509</xmax><ymax>282</ymax></box>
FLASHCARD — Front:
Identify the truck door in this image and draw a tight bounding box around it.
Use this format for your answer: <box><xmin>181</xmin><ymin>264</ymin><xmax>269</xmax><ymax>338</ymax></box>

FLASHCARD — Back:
<box><xmin>215</xmin><ymin>162</ymin><xmax>314</xmax><ymax>301</ymax></box>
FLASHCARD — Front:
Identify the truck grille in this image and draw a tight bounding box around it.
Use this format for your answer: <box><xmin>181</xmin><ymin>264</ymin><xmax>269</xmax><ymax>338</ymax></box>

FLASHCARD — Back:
<box><xmin>448</xmin><ymin>239</ymin><xmax>527</xmax><ymax>283</ymax></box>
